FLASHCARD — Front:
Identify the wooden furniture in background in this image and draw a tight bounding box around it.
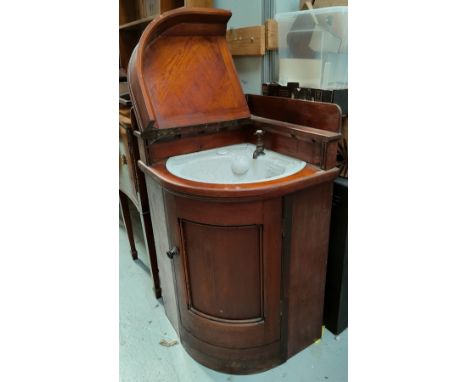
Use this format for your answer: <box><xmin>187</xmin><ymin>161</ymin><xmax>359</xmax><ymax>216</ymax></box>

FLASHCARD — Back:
<box><xmin>225</xmin><ymin>19</ymin><xmax>278</xmax><ymax>56</ymax></box>
<box><xmin>311</xmin><ymin>0</ymin><xmax>348</xmax><ymax>8</ymax></box>
<box><xmin>128</xmin><ymin>8</ymin><xmax>341</xmax><ymax>374</ymax></box>
<box><xmin>119</xmin><ymin>104</ymin><xmax>162</xmax><ymax>298</ymax></box>
<box><xmin>226</xmin><ymin>25</ymin><xmax>266</xmax><ymax>56</ymax></box>
<box><xmin>119</xmin><ymin>1</ymin><xmax>214</xmax><ymax>298</ymax></box>
<box><xmin>119</xmin><ymin>0</ymin><xmax>213</xmax><ymax>72</ymax></box>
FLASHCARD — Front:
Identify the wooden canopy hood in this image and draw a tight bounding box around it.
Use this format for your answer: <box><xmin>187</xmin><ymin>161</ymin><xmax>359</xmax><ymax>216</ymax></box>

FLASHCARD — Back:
<box><xmin>128</xmin><ymin>7</ymin><xmax>250</xmax><ymax>131</ymax></box>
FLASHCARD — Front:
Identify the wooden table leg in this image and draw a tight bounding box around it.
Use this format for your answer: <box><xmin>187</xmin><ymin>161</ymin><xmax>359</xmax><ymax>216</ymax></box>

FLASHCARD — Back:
<box><xmin>119</xmin><ymin>190</ymin><xmax>138</xmax><ymax>260</ymax></box>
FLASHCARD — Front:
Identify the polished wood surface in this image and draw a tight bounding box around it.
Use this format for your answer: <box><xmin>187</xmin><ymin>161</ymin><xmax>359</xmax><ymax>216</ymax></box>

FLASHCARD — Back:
<box><xmin>251</xmin><ymin>115</ymin><xmax>341</xmax><ymax>141</ymax></box>
<box><xmin>140</xmin><ymin>159</ymin><xmax>338</xmax><ymax>200</ymax></box>
<box><xmin>139</xmin><ymin>103</ymin><xmax>341</xmax><ymax>171</ymax></box>
<box><xmin>147</xmin><ymin>128</ymin><xmax>251</xmax><ymax>162</ymax></box>
<box><xmin>181</xmin><ymin>222</ymin><xmax>262</xmax><ymax>320</ymax></box>
<box><xmin>164</xmin><ymin>192</ymin><xmax>282</xmax><ymax>372</ymax></box>
<box><xmin>128</xmin><ymin>8</ymin><xmax>250</xmax><ymax>130</ymax></box>
<box><xmin>127</xmin><ymin>7</ymin><xmax>340</xmax><ymax>374</ymax></box>
<box><xmin>247</xmin><ymin>94</ymin><xmax>342</xmax><ymax>133</ymax></box>
<box><xmin>284</xmin><ymin>183</ymin><xmax>333</xmax><ymax>357</ymax></box>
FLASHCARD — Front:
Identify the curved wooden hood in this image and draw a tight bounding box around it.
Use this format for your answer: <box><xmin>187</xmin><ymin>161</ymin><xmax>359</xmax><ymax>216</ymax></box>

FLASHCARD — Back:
<box><xmin>128</xmin><ymin>7</ymin><xmax>250</xmax><ymax>131</ymax></box>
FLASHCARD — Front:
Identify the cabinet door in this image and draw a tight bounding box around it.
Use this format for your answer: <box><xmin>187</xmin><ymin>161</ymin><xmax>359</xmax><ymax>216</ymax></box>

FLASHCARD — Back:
<box><xmin>164</xmin><ymin>192</ymin><xmax>282</xmax><ymax>349</ymax></box>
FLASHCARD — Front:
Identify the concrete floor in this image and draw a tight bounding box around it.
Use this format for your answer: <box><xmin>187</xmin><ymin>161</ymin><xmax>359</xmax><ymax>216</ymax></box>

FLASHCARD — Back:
<box><xmin>119</xmin><ymin>205</ymin><xmax>348</xmax><ymax>382</ymax></box>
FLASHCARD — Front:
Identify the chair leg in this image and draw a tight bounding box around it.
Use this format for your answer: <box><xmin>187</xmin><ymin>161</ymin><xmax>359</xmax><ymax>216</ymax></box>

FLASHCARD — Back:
<box><xmin>140</xmin><ymin>210</ymin><xmax>162</xmax><ymax>298</ymax></box>
<box><xmin>119</xmin><ymin>191</ymin><xmax>138</xmax><ymax>260</ymax></box>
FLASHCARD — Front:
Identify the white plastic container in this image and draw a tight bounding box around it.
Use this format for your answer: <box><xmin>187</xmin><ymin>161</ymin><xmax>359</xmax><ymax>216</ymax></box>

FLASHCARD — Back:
<box><xmin>276</xmin><ymin>6</ymin><xmax>348</xmax><ymax>90</ymax></box>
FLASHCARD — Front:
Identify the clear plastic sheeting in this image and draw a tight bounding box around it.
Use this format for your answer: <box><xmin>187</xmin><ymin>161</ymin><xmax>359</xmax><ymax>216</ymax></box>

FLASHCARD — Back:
<box><xmin>276</xmin><ymin>6</ymin><xmax>348</xmax><ymax>90</ymax></box>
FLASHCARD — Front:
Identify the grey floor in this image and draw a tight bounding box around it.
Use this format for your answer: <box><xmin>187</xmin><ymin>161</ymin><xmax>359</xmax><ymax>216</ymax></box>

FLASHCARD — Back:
<box><xmin>119</xmin><ymin>204</ymin><xmax>348</xmax><ymax>382</ymax></box>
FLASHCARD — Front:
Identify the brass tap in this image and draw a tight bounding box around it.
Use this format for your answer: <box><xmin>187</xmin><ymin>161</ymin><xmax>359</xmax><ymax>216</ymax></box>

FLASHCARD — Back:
<box><xmin>253</xmin><ymin>129</ymin><xmax>265</xmax><ymax>159</ymax></box>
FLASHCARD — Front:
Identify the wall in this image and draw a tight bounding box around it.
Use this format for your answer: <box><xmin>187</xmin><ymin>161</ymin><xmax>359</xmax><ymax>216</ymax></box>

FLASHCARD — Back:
<box><xmin>213</xmin><ymin>0</ymin><xmax>301</xmax><ymax>95</ymax></box>
<box><xmin>213</xmin><ymin>0</ymin><xmax>264</xmax><ymax>95</ymax></box>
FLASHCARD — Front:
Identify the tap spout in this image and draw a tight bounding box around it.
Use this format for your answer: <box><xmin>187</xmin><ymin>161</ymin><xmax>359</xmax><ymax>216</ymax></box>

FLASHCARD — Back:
<box><xmin>253</xmin><ymin>129</ymin><xmax>265</xmax><ymax>159</ymax></box>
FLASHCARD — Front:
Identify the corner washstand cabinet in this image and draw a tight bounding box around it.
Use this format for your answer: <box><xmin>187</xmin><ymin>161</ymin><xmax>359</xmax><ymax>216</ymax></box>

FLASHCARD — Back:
<box><xmin>128</xmin><ymin>7</ymin><xmax>342</xmax><ymax>374</ymax></box>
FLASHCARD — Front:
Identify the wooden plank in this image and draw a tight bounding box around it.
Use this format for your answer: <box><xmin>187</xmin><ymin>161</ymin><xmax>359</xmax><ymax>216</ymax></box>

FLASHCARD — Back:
<box><xmin>119</xmin><ymin>114</ymin><xmax>132</xmax><ymax>126</ymax></box>
<box><xmin>120</xmin><ymin>0</ymin><xmax>141</xmax><ymax>25</ymax></box>
<box><xmin>285</xmin><ymin>182</ymin><xmax>333</xmax><ymax>357</ymax></box>
<box><xmin>226</xmin><ymin>25</ymin><xmax>265</xmax><ymax>56</ymax></box>
<box><xmin>160</xmin><ymin>0</ymin><xmax>183</xmax><ymax>14</ymax></box>
<box><xmin>265</xmin><ymin>19</ymin><xmax>278</xmax><ymax>50</ymax></box>
<box><xmin>313</xmin><ymin>0</ymin><xmax>348</xmax><ymax>8</ymax></box>
<box><xmin>139</xmin><ymin>0</ymin><xmax>159</xmax><ymax>18</ymax></box>
<box><xmin>119</xmin><ymin>15</ymin><xmax>155</xmax><ymax>30</ymax></box>
<box><xmin>250</xmin><ymin>115</ymin><xmax>341</xmax><ymax>142</ymax></box>
<box><xmin>185</xmin><ymin>0</ymin><xmax>213</xmax><ymax>7</ymax></box>
<box><xmin>247</xmin><ymin>94</ymin><xmax>342</xmax><ymax>133</ymax></box>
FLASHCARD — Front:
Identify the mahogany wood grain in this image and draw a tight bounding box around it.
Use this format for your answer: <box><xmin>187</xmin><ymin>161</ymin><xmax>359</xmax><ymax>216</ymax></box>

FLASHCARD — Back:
<box><xmin>283</xmin><ymin>183</ymin><xmax>334</xmax><ymax>357</ymax></box>
<box><xmin>324</xmin><ymin>140</ymin><xmax>338</xmax><ymax>170</ymax></box>
<box><xmin>250</xmin><ymin>115</ymin><xmax>341</xmax><ymax>142</ymax></box>
<box><xmin>126</xmin><ymin>8</ymin><xmax>340</xmax><ymax>374</ymax></box>
<box><xmin>140</xmin><ymin>112</ymin><xmax>340</xmax><ymax>169</ymax></box>
<box><xmin>182</xmin><ymin>222</ymin><xmax>262</xmax><ymax>320</ymax></box>
<box><xmin>128</xmin><ymin>8</ymin><xmax>250</xmax><ymax>130</ymax></box>
<box><xmin>164</xmin><ymin>192</ymin><xmax>282</xmax><ymax>364</ymax></box>
<box><xmin>247</xmin><ymin>94</ymin><xmax>342</xmax><ymax>133</ymax></box>
<box><xmin>147</xmin><ymin>128</ymin><xmax>251</xmax><ymax>163</ymax></box>
<box><xmin>139</xmin><ymin>159</ymin><xmax>339</xmax><ymax>200</ymax></box>
<box><xmin>249</xmin><ymin>129</ymin><xmax>322</xmax><ymax>166</ymax></box>
<box><xmin>182</xmin><ymin>330</ymin><xmax>281</xmax><ymax>374</ymax></box>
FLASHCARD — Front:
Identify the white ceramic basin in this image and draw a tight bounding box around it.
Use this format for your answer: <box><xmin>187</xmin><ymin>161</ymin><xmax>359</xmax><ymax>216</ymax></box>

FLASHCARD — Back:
<box><xmin>166</xmin><ymin>143</ymin><xmax>306</xmax><ymax>184</ymax></box>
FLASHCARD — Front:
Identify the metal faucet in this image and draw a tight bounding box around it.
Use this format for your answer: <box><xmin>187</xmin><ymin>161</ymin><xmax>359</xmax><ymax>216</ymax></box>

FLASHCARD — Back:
<box><xmin>253</xmin><ymin>129</ymin><xmax>265</xmax><ymax>159</ymax></box>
